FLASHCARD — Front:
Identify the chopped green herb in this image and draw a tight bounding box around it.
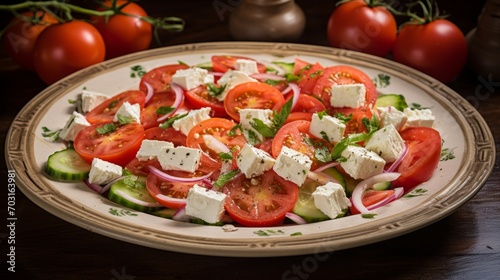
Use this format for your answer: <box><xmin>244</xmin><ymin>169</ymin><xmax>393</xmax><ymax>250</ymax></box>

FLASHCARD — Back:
<box><xmin>309</xmin><ymin>70</ymin><xmax>323</xmax><ymax>78</ymax></box>
<box><xmin>290</xmin><ymin>232</ymin><xmax>303</xmax><ymax>236</ymax></box>
<box><xmin>331</xmin><ymin>115</ymin><xmax>379</xmax><ymax>160</ymax></box>
<box><xmin>361</xmin><ymin>213</ymin><xmax>377</xmax><ymax>219</ymax></box>
<box><xmin>116</xmin><ymin>114</ymin><xmax>134</xmax><ymax>125</ymax></box>
<box><xmin>159</xmin><ymin>113</ymin><xmax>188</xmax><ymax>129</ymax></box>
<box><xmin>410</xmin><ymin>103</ymin><xmax>429</xmax><ymax>110</ymax></box>
<box><xmin>440</xmin><ymin>147</ymin><xmax>456</xmax><ymax>161</ymax></box>
<box><xmin>333</xmin><ymin>112</ymin><xmax>352</xmax><ymax>124</ymax></box>
<box><xmin>130</xmin><ymin>65</ymin><xmax>146</xmax><ymax>78</ymax></box>
<box><xmin>404</xmin><ymin>188</ymin><xmax>428</xmax><ymax>198</ymax></box>
<box><xmin>228</xmin><ymin>124</ymin><xmax>243</xmax><ymax>137</ymax></box>
<box><xmin>178</xmin><ymin>60</ymin><xmax>188</xmax><ymax>66</ymax></box>
<box><xmin>250</xmin><ymin>97</ymin><xmax>293</xmax><ymax>138</ymax></box>
<box><xmin>213</xmin><ymin>169</ymin><xmax>239</xmax><ymax>188</ymax></box>
<box><xmin>219</xmin><ymin>152</ymin><xmax>233</xmax><ymax>160</ymax></box>
<box><xmin>315</xmin><ymin>146</ymin><xmax>333</xmax><ymax>163</ymax></box>
<box><xmin>253</xmin><ymin>229</ymin><xmax>285</xmax><ymax>236</ymax></box>
<box><xmin>207</xmin><ymin>83</ymin><xmax>226</xmax><ymax>97</ymax></box>
<box><xmin>317</xmin><ymin>110</ymin><xmax>329</xmax><ymax>120</ymax></box>
<box><xmin>284</xmin><ymin>73</ymin><xmax>300</xmax><ymax>83</ymax></box>
<box><xmin>108</xmin><ymin>99</ymin><xmax>118</xmax><ymax>109</ymax></box>
<box><xmin>156</xmin><ymin>106</ymin><xmax>175</xmax><ymax>115</ymax></box>
<box><xmin>264</xmin><ymin>79</ymin><xmax>283</xmax><ymax>86</ymax></box>
<box><xmin>41</xmin><ymin>127</ymin><xmax>61</xmax><ymax>142</ymax></box>
<box><xmin>372</xmin><ymin>73</ymin><xmax>391</xmax><ymax>88</ymax></box>
<box><xmin>320</xmin><ymin>131</ymin><xmax>330</xmax><ymax>142</ymax></box>
<box><xmin>96</xmin><ymin>123</ymin><xmax>117</xmax><ymax>134</ymax></box>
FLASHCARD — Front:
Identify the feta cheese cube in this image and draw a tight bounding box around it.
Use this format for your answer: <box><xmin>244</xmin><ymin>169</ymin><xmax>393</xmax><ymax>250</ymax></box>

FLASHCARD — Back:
<box><xmin>403</xmin><ymin>108</ymin><xmax>435</xmax><ymax>128</ymax></box>
<box><xmin>81</xmin><ymin>90</ymin><xmax>109</xmax><ymax>113</ymax></box>
<box><xmin>234</xmin><ymin>59</ymin><xmax>259</xmax><ymax>75</ymax></box>
<box><xmin>172</xmin><ymin>107</ymin><xmax>211</xmax><ymax>135</ymax></box>
<box><xmin>340</xmin><ymin>145</ymin><xmax>386</xmax><ymax>180</ymax></box>
<box><xmin>236</xmin><ymin>143</ymin><xmax>276</xmax><ymax>178</ymax></box>
<box><xmin>365</xmin><ymin>124</ymin><xmax>405</xmax><ymax>163</ymax></box>
<box><xmin>185</xmin><ymin>184</ymin><xmax>227</xmax><ymax>224</ymax></box>
<box><xmin>113</xmin><ymin>101</ymin><xmax>141</xmax><ymax>124</ymax></box>
<box><xmin>158</xmin><ymin>146</ymin><xmax>202</xmax><ymax>173</ymax></box>
<box><xmin>59</xmin><ymin>111</ymin><xmax>91</xmax><ymax>141</ymax></box>
<box><xmin>239</xmin><ymin>108</ymin><xmax>274</xmax><ymax>142</ymax></box>
<box><xmin>312</xmin><ymin>182</ymin><xmax>352</xmax><ymax>219</ymax></box>
<box><xmin>273</xmin><ymin>146</ymin><xmax>312</xmax><ymax>186</ymax></box>
<box><xmin>330</xmin><ymin>83</ymin><xmax>366</xmax><ymax>108</ymax></box>
<box><xmin>309</xmin><ymin>113</ymin><xmax>346</xmax><ymax>143</ymax></box>
<box><xmin>171</xmin><ymin>67</ymin><xmax>215</xmax><ymax>91</ymax></box>
<box><xmin>377</xmin><ymin>106</ymin><xmax>408</xmax><ymax>131</ymax></box>
<box><xmin>136</xmin><ymin>140</ymin><xmax>174</xmax><ymax>161</ymax></box>
<box><xmin>216</xmin><ymin>70</ymin><xmax>258</xmax><ymax>101</ymax></box>
<box><xmin>88</xmin><ymin>158</ymin><xmax>123</xmax><ymax>185</ymax></box>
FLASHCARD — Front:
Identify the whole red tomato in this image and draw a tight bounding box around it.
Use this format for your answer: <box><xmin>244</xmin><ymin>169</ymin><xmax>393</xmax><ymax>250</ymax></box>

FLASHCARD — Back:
<box><xmin>33</xmin><ymin>20</ymin><xmax>105</xmax><ymax>84</ymax></box>
<box><xmin>393</xmin><ymin>19</ymin><xmax>467</xmax><ymax>83</ymax></box>
<box><xmin>327</xmin><ymin>0</ymin><xmax>397</xmax><ymax>57</ymax></box>
<box><xmin>2</xmin><ymin>11</ymin><xmax>58</xmax><ymax>70</ymax></box>
<box><xmin>92</xmin><ymin>0</ymin><xmax>152</xmax><ymax>59</ymax></box>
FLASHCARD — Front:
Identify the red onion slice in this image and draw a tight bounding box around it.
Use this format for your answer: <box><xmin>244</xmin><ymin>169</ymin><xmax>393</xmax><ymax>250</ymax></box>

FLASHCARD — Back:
<box><xmin>99</xmin><ymin>176</ymin><xmax>127</xmax><ymax>194</ymax></box>
<box><xmin>385</xmin><ymin>143</ymin><xmax>408</xmax><ymax>173</ymax></box>
<box><xmin>351</xmin><ymin>172</ymin><xmax>401</xmax><ymax>214</ymax></box>
<box><xmin>203</xmin><ymin>134</ymin><xmax>230</xmax><ymax>154</ymax></box>
<box><xmin>157</xmin><ymin>82</ymin><xmax>184</xmax><ymax>122</ymax></box>
<box><xmin>312</xmin><ymin>162</ymin><xmax>340</xmax><ymax>173</ymax></box>
<box><xmin>148</xmin><ymin>166</ymin><xmax>213</xmax><ymax>183</ymax></box>
<box><xmin>284</xmin><ymin>83</ymin><xmax>300</xmax><ymax>111</ymax></box>
<box><xmin>143</xmin><ymin>81</ymin><xmax>154</xmax><ymax>104</ymax></box>
<box><xmin>285</xmin><ymin>212</ymin><xmax>308</xmax><ymax>225</ymax></box>
<box><xmin>84</xmin><ymin>179</ymin><xmax>103</xmax><ymax>193</ymax></box>
<box><xmin>172</xmin><ymin>206</ymin><xmax>190</xmax><ymax>221</ymax></box>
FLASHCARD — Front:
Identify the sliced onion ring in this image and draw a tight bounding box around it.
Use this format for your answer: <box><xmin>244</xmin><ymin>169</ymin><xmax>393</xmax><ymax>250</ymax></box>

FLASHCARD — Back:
<box><xmin>385</xmin><ymin>143</ymin><xmax>408</xmax><ymax>173</ymax></box>
<box><xmin>157</xmin><ymin>82</ymin><xmax>185</xmax><ymax>122</ymax></box>
<box><xmin>351</xmin><ymin>172</ymin><xmax>401</xmax><ymax>215</ymax></box>
<box><xmin>143</xmin><ymin>81</ymin><xmax>154</xmax><ymax>104</ymax></box>
<box><xmin>203</xmin><ymin>134</ymin><xmax>230</xmax><ymax>154</ymax></box>
<box><xmin>285</xmin><ymin>212</ymin><xmax>308</xmax><ymax>225</ymax></box>
<box><xmin>283</xmin><ymin>83</ymin><xmax>300</xmax><ymax>111</ymax></box>
<box><xmin>148</xmin><ymin>166</ymin><xmax>213</xmax><ymax>183</ymax></box>
<box><xmin>312</xmin><ymin>162</ymin><xmax>340</xmax><ymax>173</ymax></box>
<box><xmin>84</xmin><ymin>179</ymin><xmax>103</xmax><ymax>193</ymax></box>
<box><xmin>99</xmin><ymin>176</ymin><xmax>127</xmax><ymax>194</ymax></box>
<box><xmin>172</xmin><ymin>206</ymin><xmax>190</xmax><ymax>221</ymax></box>
<box><xmin>256</xmin><ymin>60</ymin><xmax>286</xmax><ymax>76</ymax></box>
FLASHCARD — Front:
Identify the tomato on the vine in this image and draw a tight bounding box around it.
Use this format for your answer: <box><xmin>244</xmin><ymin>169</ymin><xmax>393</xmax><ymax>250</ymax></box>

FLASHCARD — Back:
<box><xmin>2</xmin><ymin>11</ymin><xmax>58</xmax><ymax>70</ymax></box>
<box><xmin>393</xmin><ymin>18</ymin><xmax>467</xmax><ymax>83</ymax></box>
<box><xmin>92</xmin><ymin>0</ymin><xmax>152</xmax><ymax>59</ymax></box>
<box><xmin>327</xmin><ymin>0</ymin><xmax>397</xmax><ymax>57</ymax></box>
<box><xmin>33</xmin><ymin>20</ymin><xmax>105</xmax><ymax>84</ymax></box>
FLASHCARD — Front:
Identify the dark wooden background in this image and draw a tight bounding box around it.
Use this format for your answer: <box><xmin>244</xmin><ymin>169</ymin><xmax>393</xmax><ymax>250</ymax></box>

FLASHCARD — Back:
<box><xmin>1</xmin><ymin>0</ymin><xmax>499</xmax><ymax>279</ymax></box>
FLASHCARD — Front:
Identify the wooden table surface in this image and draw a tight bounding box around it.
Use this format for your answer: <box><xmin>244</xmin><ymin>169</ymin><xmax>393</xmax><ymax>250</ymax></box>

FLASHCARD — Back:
<box><xmin>1</xmin><ymin>0</ymin><xmax>499</xmax><ymax>279</ymax></box>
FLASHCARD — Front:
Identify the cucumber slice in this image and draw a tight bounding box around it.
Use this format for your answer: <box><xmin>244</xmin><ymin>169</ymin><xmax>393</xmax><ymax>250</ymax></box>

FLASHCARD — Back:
<box><xmin>321</xmin><ymin>167</ymin><xmax>346</xmax><ymax>190</ymax></box>
<box><xmin>195</xmin><ymin>61</ymin><xmax>213</xmax><ymax>70</ymax></box>
<box><xmin>375</xmin><ymin>94</ymin><xmax>408</xmax><ymax>111</ymax></box>
<box><xmin>292</xmin><ymin>180</ymin><xmax>330</xmax><ymax>223</ymax></box>
<box><xmin>373</xmin><ymin>181</ymin><xmax>391</xmax><ymax>190</ymax></box>
<box><xmin>108</xmin><ymin>175</ymin><xmax>163</xmax><ymax>213</ymax></box>
<box><xmin>151</xmin><ymin>208</ymin><xmax>177</xmax><ymax>219</ymax></box>
<box><xmin>272</xmin><ymin>61</ymin><xmax>294</xmax><ymax>74</ymax></box>
<box><xmin>45</xmin><ymin>148</ymin><xmax>91</xmax><ymax>181</ymax></box>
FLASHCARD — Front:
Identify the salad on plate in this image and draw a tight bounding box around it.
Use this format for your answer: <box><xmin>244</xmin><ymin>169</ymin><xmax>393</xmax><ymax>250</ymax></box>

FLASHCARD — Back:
<box><xmin>42</xmin><ymin>54</ymin><xmax>442</xmax><ymax>227</ymax></box>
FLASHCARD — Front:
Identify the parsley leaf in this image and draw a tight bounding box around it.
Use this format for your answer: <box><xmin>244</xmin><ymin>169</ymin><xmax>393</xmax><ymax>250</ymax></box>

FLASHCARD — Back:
<box><xmin>331</xmin><ymin>114</ymin><xmax>379</xmax><ymax>160</ymax></box>
<box><xmin>116</xmin><ymin>114</ymin><xmax>134</xmax><ymax>125</ymax></box>
<box><xmin>372</xmin><ymin>73</ymin><xmax>391</xmax><ymax>88</ymax></box>
<box><xmin>213</xmin><ymin>169</ymin><xmax>239</xmax><ymax>188</ymax></box>
<box><xmin>207</xmin><ymin>83</ymin><xmax>226</xmax><ymax>97</ymax></box>
<box><xmin>159</xmin><ymin>113</ymin><xmax>188</xmax><ymax>129</ymax></box>
<box><xmin>41</xmin><ymin>127</ymin><xmax>61</xmax><ymax>142</ymax></box>
<box><xmin>249</xmin><ymin>97</ymin><xmax>293</xmax><ymax>138</ymax></box>
<box><xmin>96</xmin><ymin>123</ymin><xmax>117</xmax><ymax>135</ymax></box>
<box><xmin>219</xmin><ymin>152</ymin><xmax>233</xmax><ymax>160</ymax></box>
<box><xmin>156</xmin><ymin>106</ymin><xmax>175</xmax><ymax>115</ymax></box>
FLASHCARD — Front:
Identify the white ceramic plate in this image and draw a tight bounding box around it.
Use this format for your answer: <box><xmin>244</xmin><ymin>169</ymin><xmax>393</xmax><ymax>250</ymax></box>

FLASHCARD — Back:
<box><xmin>5</xmin><ymin>42</ymin><xmax>494</xmax><ymax>257</ymax></box>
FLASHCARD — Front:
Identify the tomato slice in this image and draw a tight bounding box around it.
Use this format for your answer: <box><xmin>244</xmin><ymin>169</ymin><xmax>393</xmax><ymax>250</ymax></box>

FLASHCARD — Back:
<box><xmin>185</xmin><ymin>85</ymin><xmax>228</xmax><ymax>117</ymax></box>
<box><xmin>211</xmin><ymin>55</ymin><xmax>266</xmax><ymax>73</ymax></box>
<box><xmin>393</xmin><ymin>127</ymin><xmax>441</xmax><ymax>193</ymax></box>
<box><xmin>222</xmin><ymin>170</ymin><xmax>299</xmax><ymax>227</ymax></box>
<box><xmin>349</xmin><ymin>189</ymin><xmax>395</xmax><ymax>215</ymax></box>
<box><xmin>139</xmin><ymin>64</ymin><xmax>189</xmax><ymax>93</ymax></box>
<box><xmin>74</xmin><ymin>122</ymin><xmax>145</xmax><ymax>166</ymax></box>
<box><xmin>224</xmin><ymin>82</ymin><xmax>285</xmax><ymax>122</ymax></box>
<box><xmin>144</xmin><ymin>127</ymin><xmax>186</xmax><ymax>146</ymax></box>
<box><xmin>312</xmin><ymin>65</ymin><xmax>377</xmax><ymax>115</ymax></box>
<box><xmin>186</xmin><ymin>118</ymin><xmax>247</xmax><ymax>159</ymax></box>
<box><xmin>295</xmin><ymin>61</ymin><xmax>324</xmax><ymax>95</ymax></box>
<box><xmin>272</xmin><ymin>120</ymin><xmax>332</xmax><ymax>170</ymax></box>
<box><xmin>146</xmin><ymin>172</ymin><xmax>197</xmax><ymax>209</ymax></box>
<box><xmin>344</xmin><ymin>107</ymin><xmax>373</xmax><ymax>135</ymax></box>
<box><xmin>288</xmin><ymin>93</ymin><xmax>326</xmax><ymax>113</ymax></box>
<box><xmin>141</xmin><ymin>91</ymin><xmax>181</xmax><ymax>129</ymax></box>
<box><xmin>86</xmin><ymin>90</ymin><xmax>145</xmax><ymax>124</ymax></box>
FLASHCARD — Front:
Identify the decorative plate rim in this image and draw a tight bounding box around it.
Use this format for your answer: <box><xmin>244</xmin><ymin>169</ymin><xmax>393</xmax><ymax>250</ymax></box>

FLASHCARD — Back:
<box><xmin>5</xmin><ymin>42</ymin><xmax>495</xmax><ymax>257</ymax></box>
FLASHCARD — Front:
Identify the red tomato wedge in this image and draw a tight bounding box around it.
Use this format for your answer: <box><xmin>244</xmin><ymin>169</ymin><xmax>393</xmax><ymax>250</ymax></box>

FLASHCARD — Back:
<box><xmin>139</xmin><ymin>64</ymin><xmax>189</xmax><ymax>93</ymax></box>
<box><xmin>74</xmin><ymin>122</ymin><xmax>145</xmax><ymax>166</ymax></box>
<box><xmin>295</xmin><ymin>60</ymin><xmax>324</xmax><ymax>94</ymax></box>
<box><xmin>211</xmin><ymin>55</ymin><xmax>267</xmax><ymax>73</ymax></box>
<box><xmin>393</xmin><ymin>127</ymin><xmax>442</xmax><ymax>193</ymax></box>
<box><xmin>288</xmin><ymin>93</ymin><xmax>326</xmax><ymax>113</ymax></box>
<box><xmin>312</xmin><ymin>65</ymin><xmax>377</xmax><ymax>115</ymax></box>
<box><xmin>186</xmin><ymin>118</ymin><xmax>247</xmax><ymax>159</ymax></box>
<box><xmin>224</xmin><ymin>82</ymin><xmax>285</xmax><ymax>122</ymax></box>
<box><xmin>272</xmin><ymin>120</ymin><xmax>332</xmax><ymax>170</ymax></box>
<box><xmin>222</xmin><ymin>170</ymin><xmax>299</xmax><ymax>227</ymax></box>
<box><xmin>141</xmin><ymin>91</ymin><xmax>181</xmax><ymax>129</ymax></box>
<box><xmin>144</xmin><ymin>127</ymin><xmax>186</xmax><ymax>146</ymax></box>
<box><xmin>185</xmin><ymin>85</ymin><xmax>228</xmax><ymax>117</ymax></box>
<box><xmin>86</xmin><ymin>90</ymin><xmax>145</xmax><ymax>124</ymax></box>
<box><xmin>146</xmin><ymin>171</ymin><xmax>198</xmax><ymax>209</ymax></box>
